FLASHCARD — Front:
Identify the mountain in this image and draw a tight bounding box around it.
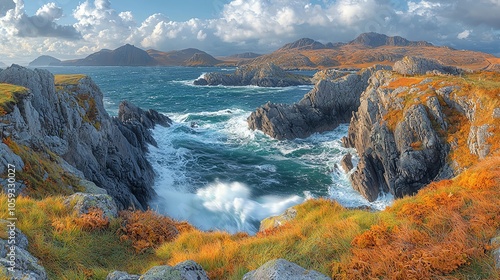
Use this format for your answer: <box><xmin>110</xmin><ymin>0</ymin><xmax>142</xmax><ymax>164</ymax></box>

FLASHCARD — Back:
<box><xmin>184</xmin><ymin>52</ymin><xmax>223</xmax><ymax>66</ymax></box>
<box><xmin>147</xmin><ymin>48</ymin><xmax>221</xmax><ymax>66</ymax></box>
<box><xmin>278</xmin><ymin>38</ymin><xmax>329</xmax><ymax>50</ymax></box>
<box><xmin>29</xmin><ymin>55</ymin><xmax>61</xmax><ymax>67</ymax></box>
<box><xmin>60</xmin><ymin>44</ymin><xmax>157</xmax><ymax>66</ymax></box>
<box><xmin>228</xmin><ymin>52</ymin><xmax>262</xmax><ymax>59</ymax></box>
<box><xmin>246</xmin><ymin>32</ymin><xmax>496</xmax><ymax>70</ymax></box>
<box><xmin>349</xmin><ymin>32</ymin><xmax>433</xmax><ymax>47</ymax></box>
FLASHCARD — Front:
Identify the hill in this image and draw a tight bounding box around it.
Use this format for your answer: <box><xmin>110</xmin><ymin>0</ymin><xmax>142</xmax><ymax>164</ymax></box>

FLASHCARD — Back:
<box><xmin>247</xmin><ymin>32</ymin><xmax>498</xmax><ymax>70</ymax></box>
<box><xmin>28</xmin><ymin>55</ymin><xmax>61</xmax><ymax>67</ymax></box>
<box><xmin>60</xmin><ymin>44</ymin><xmax>157</xmax><ymax>66</ymax></box>
<box><xmin>147</xmin><ymin>48</ymin><xmax>222</xmax><ymax>66</ymax></box>
<box><xmin>227</xmin><ymin>52</ymin><xmax>262</xmax><ymax>59</ymax></box>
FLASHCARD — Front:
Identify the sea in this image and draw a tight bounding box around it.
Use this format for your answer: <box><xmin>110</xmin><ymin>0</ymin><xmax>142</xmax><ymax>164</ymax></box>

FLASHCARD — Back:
<box><xmin>44</xmin><ymin>66</ymin><xmax>393</xmax><ymax>234</ymax></box>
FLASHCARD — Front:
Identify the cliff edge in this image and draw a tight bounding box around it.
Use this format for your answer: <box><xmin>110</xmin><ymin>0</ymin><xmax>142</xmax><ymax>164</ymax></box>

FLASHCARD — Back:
<box><xmin>0</xmin><ymin>65</ymin><xmax>170</xmax><ymax>209</ymax></box>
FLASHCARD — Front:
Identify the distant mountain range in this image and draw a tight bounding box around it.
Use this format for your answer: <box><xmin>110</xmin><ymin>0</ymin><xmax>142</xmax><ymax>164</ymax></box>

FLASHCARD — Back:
<box><xmin>27</xmin><ymin>32</ymin><xmax>500</xmax><ymax>70</ymax></box>
<box><xmin>248</xmin><ymin>32</ymin><xmax>499</xmax><ymax>70</ymax></box>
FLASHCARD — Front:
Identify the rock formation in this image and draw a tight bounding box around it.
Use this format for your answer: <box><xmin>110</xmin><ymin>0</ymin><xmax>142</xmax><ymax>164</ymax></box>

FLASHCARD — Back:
<box><xmin>247</xmin><ymin>65</ymin><xmax>390</xmax><ymax>140</ymax></box>
<box><xmin>107</xmin><ymin>260</ymin><xmax>209</xmax><ymax>280</ymax></box>
<box><xmin>243</xmin><ymin>259</ymin><xmax>331</xmax><ymax>280</ymax></box>
<box><xmin>194</xmin><ymin>63</ymin><xmax>312</xmax><ymax>87</ymax></box>
<box><xmin>393</xmin><ymin>56</ymin><xmax>464</xmax><ymax>75</ymax></box>
<box><xmin>0</xmin><ymin>220</ymin><xmax>47</xmax><ymax>280</ymax></box>
<box><xmin>0</xmin><ymin>65</ymin><xmax>170</xmax><ymax>209</ymax></box>
<box><xmin>343</xmin><ymin>57</ymin><xmax>489</xmax><ymax>201</ymax></box>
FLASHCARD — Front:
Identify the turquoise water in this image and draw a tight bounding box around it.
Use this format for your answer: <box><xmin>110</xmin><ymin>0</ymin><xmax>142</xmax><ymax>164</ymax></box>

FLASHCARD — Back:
<box><xmin>44</xmin><ymin>66</ymin><xmax>392</xmax><ymax>234</ymax></box>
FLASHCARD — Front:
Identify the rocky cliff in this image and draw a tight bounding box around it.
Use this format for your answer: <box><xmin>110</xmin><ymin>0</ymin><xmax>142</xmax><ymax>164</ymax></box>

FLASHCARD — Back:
<box><xmin>193</xmin><ymin>63</ymin><xmax>312</xmax><ymax>87</ymax></box>
<box><xmin>0</xmin><ymin>65</ymin><xmax>169</xmax><ymax>209</ymax></box>
<box><xmin>247</xmin><ymin>65</ymin><xmax>390</xmax><ymax>139</ymax></box>
<box><xmin>344</xmin><ymin>57</ymin><xmax>499</xmax><ymax>201</ymax></box>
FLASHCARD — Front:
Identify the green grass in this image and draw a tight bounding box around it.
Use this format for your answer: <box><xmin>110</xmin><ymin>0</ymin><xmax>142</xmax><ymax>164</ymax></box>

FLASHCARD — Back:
<box><xmin>0</xmin><ymin>83</ymin><xmax>28</xmax><ymax>116</ymax></box>
<box><xmin>54</xmin><ymin>74</ymin><xmax>86</xmax><ymax>86</ymax></box>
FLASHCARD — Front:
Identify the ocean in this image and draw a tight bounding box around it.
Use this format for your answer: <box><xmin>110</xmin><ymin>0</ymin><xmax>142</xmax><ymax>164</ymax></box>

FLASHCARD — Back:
<box><xmin>44</xmin><ymin>66</ymin><xmax>393</xmax><ymax>234</ymax></box>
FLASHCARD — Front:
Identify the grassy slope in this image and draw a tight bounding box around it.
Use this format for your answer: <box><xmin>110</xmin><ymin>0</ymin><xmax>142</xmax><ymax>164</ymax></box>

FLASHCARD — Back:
<box><xmin>0</xmin><ymin>72</ymin><xmax>499</xmax><ymax>279</ymax></box>
<box><xmin>0</xmin><ymin>83</ymin><xmax>28</xmax><ymax>116</ymax></box>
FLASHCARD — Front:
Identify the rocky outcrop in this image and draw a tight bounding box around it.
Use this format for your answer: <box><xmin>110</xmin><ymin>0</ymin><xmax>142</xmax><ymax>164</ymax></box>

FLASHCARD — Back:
<box><xmin>393</xmin><ymin>56</ymin><xmax>464</xmax><ymax>75</ymax></box>
<box><xmin>243</xmin><ymin>259</ymin><xmax>330</xmax><ymax>280</ymax></box>
<box><xmin>0</xmin><ymin>220</ymin><xmax>47</xmax><ymax>280</ymax></box>
<box><xmin>107</xmin><ymin>260</ymin><xmax>209</xmax><ymax>280</ymax></box>
<box><xmin>194</xmin><ymin>63</ymin><xmax>312</xmax><ymax>87</ymax></box>
<box><xmin>0</xmin><ymin>65</ymin><xmax>170</xmax><ymax>209</ymax></box>
<box><xmin>344</xmin><ymin>69</ymin><xmax>451</xmax><ymax>201</ymax></box>
<box><xmin>248</xmin><ymin>65</ymin><xmax>390</xmax><ymax>140</ymax></box>
<box><xmin>259</xmin><ymin>208</ymin><xmax>297</xmax><ymax>232</ymax></box>
<box><xmin>492</xmin><ymin>235</ymin><xmax>500</xmax><ymax>270</ymax></box>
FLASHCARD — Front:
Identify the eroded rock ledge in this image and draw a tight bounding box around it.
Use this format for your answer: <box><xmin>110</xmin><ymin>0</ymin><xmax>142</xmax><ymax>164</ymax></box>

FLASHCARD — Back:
<box><xmin>194</xmin><ymin>63</ymin><xmax>312</xmax><ymax>87</ymax></box>
<box><xmin>0</xmin><ymin>65</ymin><xmax>170</xmax><ymax>209</ymax></box>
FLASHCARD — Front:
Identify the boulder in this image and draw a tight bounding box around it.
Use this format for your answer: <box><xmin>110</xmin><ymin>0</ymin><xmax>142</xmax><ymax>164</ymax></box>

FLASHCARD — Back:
<box><xmin>340</xmin><ymin>153</ymin><xmax>354</xmax><ymax>173</ymax></box>
<box><xmin>259</xmin><ymin>208</ymin><xmax>297</xmax><ymax>232</ymax></box>
<box><xmin>492</xmin><ymin>236</ymin><xmax>500</xmax><ymax>270</ymax></box>
<box><xmin>0</xmin><ymin>221</ymin><xmax>47</xmax><ymax>280</ymax></box>
<box><xmin>107</xmin><ymin>271</ymin><xmax>140</xmax><ymax>280</ymax></box>
<box><xmin>65</xmin><ymin>193</ymin><xmax>118</xmax><ymax>219</ymax></box>
<box><xmin>107</xmin><ymin>260</ymin><xmax>209</xmax><ymax>280</ymax></box>
<box><xmin>243</xmin><ymin>259</ymin><xmax>330</xmax><ymax>280</ymax></box>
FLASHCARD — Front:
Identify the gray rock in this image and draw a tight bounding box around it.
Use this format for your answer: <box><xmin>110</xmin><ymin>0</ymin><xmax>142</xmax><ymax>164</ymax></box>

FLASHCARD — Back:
<box><xmin>0</xmin><ymin>224</ymin><xmax>47</xmax><ymax>280</ymax></box>
<box><xmin>79</xmin><ymin>179</ymin><xmax>108</xmax><ymax>195</ymax></box>
<box><xmin>248</xmin><ymin>65</ymin><xmax>391</xmax><ymax>140</ymax></box>
<box><xmin>345</xmin><ymin>68</ymin><xmax>451</xmax><ymax>201</ymax></box>
<box><xmin>340</xmin><ymin>153</ymin><xmax>354</xmax><ymax>173</ymax></box>
<box><xmin>0</xmin><ymin>65</ymin><xmax>164</xmax><ymax>210</ymax></box>
<box><xmin>492</xmin><ymin>236</ymin><xmax>500</xmax><ymax>270</ymax></box>
<box><xmin>468</xmin><ymin>125</ymin><xmax>492</xmax><ymax>159</ymax></box>
<box><xmin>194</xmin><ymin>63</ymin><xmax>312</xmax><ymax>87</ymax></box>
<box><xmin>493</xmin><ymin>108</ymin><xmax>500</xmax><ymax>119</ymax></box>
<box><xmin>107</xmin><ymin>271</ymin><xmax>140</xmax><ymax>280</ymax></box>
<box><xmin>0</xmin><ymin>143</ymin><xmax>24</xmax><ymax>174</ymax></box>
<box><xmin>65</xmin><ymin>193</ymin><xmax>118</xmax><ymax>219</ymax></box>
<box><xmin>393</xmin><ymin>56</ymin><xmax>463</xmax><ymax>76</ymax></box>
<box><xmin>139</xmin><ymin>260</ymin><xmax>209</xmax><ymax>280</ymax></box>
<box><xmin>243</xmin><ymin>259</ymin><xmax>330</xmax><ymax>280</ymax></box>
<box><xmin>259</xmin><ymin>208</ymin><xmax>297</xmax><ymax>232</ymax></box>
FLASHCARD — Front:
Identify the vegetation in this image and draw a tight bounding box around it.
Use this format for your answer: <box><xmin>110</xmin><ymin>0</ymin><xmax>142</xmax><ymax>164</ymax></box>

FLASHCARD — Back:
<box><xmin>54</xmin><ymin>74</ymin><xmax>86</xmax><ymax>86</ymax></box>
<box><xmin>0</xmin><ymin>83</ymin><xmax>28</xmax><ymax>116</ymax></box>
<box><xmin>2</xmin><ymin>138</ymin><xmax>84</xmax><ymax>198</ymax></box>
<box><xmin>0</xmin><ymin>70</ymin><xmax>498</xmax><ymax>279</ymax></box>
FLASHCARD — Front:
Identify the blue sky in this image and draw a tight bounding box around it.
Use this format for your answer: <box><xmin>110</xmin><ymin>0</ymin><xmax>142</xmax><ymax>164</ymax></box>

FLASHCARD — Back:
<box><xmin>1</xmin><ymin>0</ymin><xmax>500</xmax><ymax>64</ymax></box>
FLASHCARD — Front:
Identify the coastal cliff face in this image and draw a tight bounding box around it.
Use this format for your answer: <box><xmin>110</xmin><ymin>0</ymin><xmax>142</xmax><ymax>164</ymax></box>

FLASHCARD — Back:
<box><xmin>344</xmin><ymin>57</ymin><xmax>499</xmax><ymax>201</ymax></box>
<box><xmin>0</xmin><ymin>65</ymin><xmax>168</xmax><ymax>209</ymax></box>
<box><xmin>194</xmin><ymin>63</ymin><xmax>312</xmax><ymax>87</ymax></box>
<box><xmin>247</xmin><ymin>65</ymin><xmax>390</xmax><ymax>140</ymax></box>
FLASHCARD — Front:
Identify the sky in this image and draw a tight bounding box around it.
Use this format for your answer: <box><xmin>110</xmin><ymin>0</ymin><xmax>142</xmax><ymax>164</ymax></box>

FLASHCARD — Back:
<box><xmin>0</xmin><ymin>0</ymin><xmax>499</xmax><ymax>64</ymax></box>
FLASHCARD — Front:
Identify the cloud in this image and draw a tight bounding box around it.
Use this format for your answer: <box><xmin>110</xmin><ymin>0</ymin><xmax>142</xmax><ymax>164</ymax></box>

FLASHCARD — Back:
<box><xmin>0</xmin><ymin>0</ymin><xmax>80</xmax><ymax>39</ymax></box>
<box><xmin>1</xmin><ymin>0</ymin><xmax>500</xmax><ymax>63</ymax></box>
<box><xmin>457</xmin><ymin>29</ymin><xmax>472</xmax><ymax>39</ymax></box>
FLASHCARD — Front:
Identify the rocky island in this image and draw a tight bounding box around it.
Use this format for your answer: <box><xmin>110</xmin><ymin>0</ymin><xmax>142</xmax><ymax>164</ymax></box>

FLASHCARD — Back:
<box><xmin>193</xmin><ymin>63</ymin><xmax>313</xmax><ymax>87</ymax></box>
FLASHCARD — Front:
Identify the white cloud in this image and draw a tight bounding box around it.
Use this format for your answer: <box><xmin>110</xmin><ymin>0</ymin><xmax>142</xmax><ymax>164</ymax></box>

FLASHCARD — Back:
<box><xmin>458</xmin><ymin>29</ymin><xmax>472</xmax><ymax>39</ymax></box>
<box><xmin>1</xmin><ymin>0</ymin><xmax>500</xmax><ymax>64</ymax></box>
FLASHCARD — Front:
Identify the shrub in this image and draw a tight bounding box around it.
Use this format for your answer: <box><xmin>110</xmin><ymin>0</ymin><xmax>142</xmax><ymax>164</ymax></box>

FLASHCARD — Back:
<box><xmin>118</xmin><ymin>210</ymin><xmax>189</xmax><ymax>253</ymax></box>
